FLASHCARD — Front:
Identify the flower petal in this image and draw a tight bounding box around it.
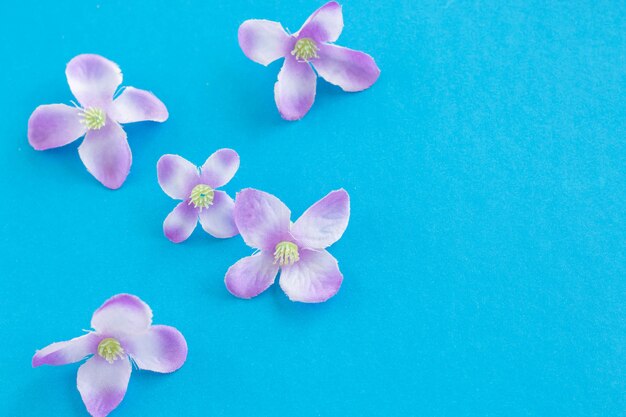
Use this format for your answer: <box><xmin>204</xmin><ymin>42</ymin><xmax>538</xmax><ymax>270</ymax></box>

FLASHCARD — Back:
<box><xmin>313</xmin><ymin>44</ymin><xmax>380</xmax><ymax>92</ymax></box>
<box><xmin>225</xmin><ymin>252</ymin><xmax>279</xmax><ymax>299</ymax></box>
<box><xmin>27</xmin><ymin>104</ymin><xmax>86</xmax><ymax>150</ymax></box>
<box><xmin>233</xmin><ymin>188</ymin><xmax>291</xmax><ymax>251</ymax></box>
<box><xmin>78</xmin><ymin>120</ymin><xmax>131</xmax><ymax>189</ymax></box>
<box><xmin>109</xmin><ymin>87</ymin><xmax>168</xmax><ymax>124</ymax></box>
<box><xmin>124</xmin><ymin>325</ymin><xmax>187</xmax><ymax>373</ymax></box>
<box><xmin>32</xmin><ymin>333</ymin><xmax>99</xmax><ymax>367</ymax></box>
<box><xmin>198</xmin><ymin>191</ymin><xmax>238</xmax><ymax>238</ymax></box>
<box><xmin>157</xmin><ymin>154</ymin><xmax>200</xmax><ymax>200</ymax></box>
<box><xmin>291</xmin><ymin>189</ymin><xmax>350</xmax><ymax>249</ymax></box>
<box><xmin>199</xmin><ymin>148</ymin><xmax>240</xmax><ymax>189</ymax></box>
<box><xmin>238</xmin><ymin>19</ymin><xmax>292</xmax><ymax>66</ymax></box>
<box><xmin>77</xmin><ymin>356</ymin><xmax>131</xmax><ymax>417</ymax></box>
<box><xmin>163</xmin><ymin>201</ymin><xmax>199</xmax><ymax>243</ymax></box>
<box><xmin>279</xmin><ymin>249</ymin><xmax>343</xmax><ymax>303</ymax></box>
<box><xmin>91</xmin><ymin>294</ymin><xmax>153</xmax><ymax>335</ymax></box>
<box><xmin>297</xmin><ymin>1</ymin><xmax>343</xmax><ymax>43</ymax></box>
<box><xmin>274</xmin><ymin>56</ymin><xmax>317</xmax><ymax>121</ymax></box>
<box><xmin>66</xmin><ymin>54</ymin><xmax>122</xmax><ymax>108</ymax></box>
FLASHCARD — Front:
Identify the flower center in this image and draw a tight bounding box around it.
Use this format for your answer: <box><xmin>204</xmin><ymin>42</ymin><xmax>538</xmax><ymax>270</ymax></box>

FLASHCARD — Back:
<box><xmin>188</xmin><ymin>184</ymin><xmax>214</xmax><ymax>210</ymax></box>
<box><xmin>97</xmin><ymin>338</ymin><xmax>125</xmax><ymax>364</ymax></box>
<box><xmin>80</xmin><ymin>107</ymin><xmax>106</xmax><ymax>130</ymax></box>
<box><xmin>274</xmin><ymin>241</ymin><xmax>300</xmax><ymax>266</ymax></box>
<box><xmin>291</xmin><ymin>38</ymin><xmax>319</xmax><ymax>62</ymax></box>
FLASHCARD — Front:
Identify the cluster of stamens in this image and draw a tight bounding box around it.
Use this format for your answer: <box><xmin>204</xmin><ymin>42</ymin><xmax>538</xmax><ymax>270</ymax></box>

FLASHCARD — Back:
<box><xmin>97</xmin><ymin>338</ymin><xmax>125</xmax><ymax>364</ymax></box>
<box><xmin>188</xmin><ymin>184</ymin><xmax>215</xmax><ymax>211</ymax></box>
<box><xmin>274</xmin><ymin>241</ymin><xmax>300</xmax><ymax>266</ymax></box>
<box><xmin>291</xmin><ymin>38</ymin><xmax>319</xmax><ymax>62</ymax></box>
<box><xmin>79</xmin><ymin>107</ymin><xmax>106</xmax><ymax>130</ymax></box>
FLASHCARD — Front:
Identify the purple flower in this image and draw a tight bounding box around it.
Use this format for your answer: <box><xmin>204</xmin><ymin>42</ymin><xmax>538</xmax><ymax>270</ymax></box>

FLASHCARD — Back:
<box><xmin>32</xmin><ymin>294</ymin><xmax>187</xmax><ymax>417</ymax></box>
<box><xmin>27</xmin><ymin>54</ymin><xmax>168</xmax><ymax>189</ymax></box>
<box><xmin>238</xmin><ymin>1</ymin><xmax>380</xmax><ymax>120</ymax></box>
<box><xmin>157</xmin><ymin>149</ymin><xmax>240</xmax><ymax>243</ymax></box>
<box><xmin>225</xmin><ymin>188</ymin><xmax>350</xmax><ymax>303</ymax></box>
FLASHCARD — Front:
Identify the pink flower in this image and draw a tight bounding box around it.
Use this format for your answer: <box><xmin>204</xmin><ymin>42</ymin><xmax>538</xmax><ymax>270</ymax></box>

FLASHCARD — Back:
<box><xmin>28</xmin><ymin>54</ymin><xmax>168</xmax><ymax>189</ymax></box>
<box><xmin>157</xmin><ymin>150</ymin><xmax>240</xmax><ymax>243</ymax></box>
<box><xmin>238</xmin><ymin>1</ymin><xmax>380</xmax><ymax>120</ymax></box>
<box><xmin>225</xmin><ymin>188</ymin><xmax>350</xmax><ymax>303</ymax></box>
<box><xmin>32</xmin><ymin>294</ymin><xmax>187</xmax><ymax>417</ymax></box>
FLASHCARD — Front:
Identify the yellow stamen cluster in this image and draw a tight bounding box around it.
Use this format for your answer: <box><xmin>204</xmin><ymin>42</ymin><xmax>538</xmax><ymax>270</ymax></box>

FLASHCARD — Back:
<box><xmin>97</xmin><ymin>338</ymin><xmax>125</xmax><ymax>364</ymax></box>
<box><xmin>188</xmin><ymin>184</ymin><xmax>215</xmax><ymax>211</ymax></box>
<box><xmin>291</xmin><ymin>38</ymin><xmax>319</xmax><ymax>62</ymax></box>
<box><xmin>274</xmin><ymin>241</ymin><xmax>300</xmax><ymax>266</ymax></box>
<box><xmin>79</xmin><ymin>107</ymin><xmax>106</xmax><ymax>130</ymax></box>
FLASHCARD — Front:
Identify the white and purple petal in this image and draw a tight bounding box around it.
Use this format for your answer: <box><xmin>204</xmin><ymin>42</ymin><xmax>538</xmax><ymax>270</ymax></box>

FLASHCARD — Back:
<box><xmin>297</xmin><ymin>1</ymin><xmax>343</xmax><ymax>43</ymax></box>
<box><xmin>313</xmin><ymin>44</ymin><xmax>380</xmax><ymax>92</ymax></box>
<box><xmin>163</xmin><ymin>201</ymin><xmax>199</xmax><ymax>243</ymax></box>
<box><xmin>77</xmin><ymin>355</ymin><xmax>131</xmax><ymax>417</ymax></box>
<box><xmin>238</xmin><ymin>19</ymin><xmax>292</xmax><ymax>66</ymax></box>
<box><xmin>27</xmin><ymin>104</ymin><xmax>86</xmax><ymax>150</ymax></box>
<box><xmin>32</xmin><ymin>333</ymin><xmax>99</xmax><ymax>367</ymax></box>
<box><xmin>279</xmin><ymin>249</ymin><xmax>343</xmax><ymax>303</ymax></box>
<box><xmin>199</xmin><ymin>148</ymin><xmax>240</xmax><ymax>189</ymax></box>
<box><xmin>198</xmin><ymin>191</ymin><xmax>238</xmax><ymax>238</ymax></box>
<box><xmin>110</xmin><ymin>87</ymin><xmax>168</xmax><ymax>124</ymax></box>
<box><xmin>157</xmin><ymin>154</ymin><xmax>200</xmax><ymax>200</ymax></box>
<box><xmin>274</xmin><ymin>56</ymin><xmax>317</xmax><ymax>121</ymax></box>
<box><xmin>78</xmin><ymin>120</ymin><xmax>131</xmax><ymax>189</ymax></box>
<box><xmin>233</xmin><ymin>188</ymin><xmax>291</xmax><ymax>251</ymax></box>
<box><xmin>225</xmin><ymin>252</ymin><xmax>279</xmax><ymax>299</ymax></box>
<box><xmin>66</xmin><ymin>54</ymin><xmax>122</xmax><ymax>109</ymax></box>
<box><xmin>91</xmin><ymin>294</ymin><xmax>153</xmax><ymax>336</ymax></box>
<box><xmin>124</xmin><ymin>325</ymin><xmax>187</xmax><ymax>373</ymax></box>
<box><xmin>291</xmin><ymin>189</ymin><xmax>350</xmax><ymax>249</ymax></box>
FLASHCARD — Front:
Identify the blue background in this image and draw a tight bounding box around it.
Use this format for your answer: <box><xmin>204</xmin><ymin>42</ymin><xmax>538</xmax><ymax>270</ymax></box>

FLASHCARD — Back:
<box><xmin>1</xmin><ymin>0</ymin><xmax>624</xmax><ymax>416</ymax></box>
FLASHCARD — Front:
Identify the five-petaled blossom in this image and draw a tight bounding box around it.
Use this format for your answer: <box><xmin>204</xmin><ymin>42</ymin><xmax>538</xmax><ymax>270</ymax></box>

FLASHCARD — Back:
<box><xmin>32</xmin><ymin>294</ymin><xmax>187</xmax><ymax>417</ymax></box>
<box><xmin>238</xmin><ymin>1</ymin><xmax>380</xmax><ymax>120</ymax></box>
<box><xmin>225</xmin><ymin>188</ymin><xmax>350</xmax><ymax>302</ymax></box>
<box><xmin>157</xmin><ymin>149</ymin><xmax>240</xmax><ymax>243</ymax></box>
<box><xmin>28</xmin><ymin>54</ymin><xmax>168</xmax><ymax>189</ymax></box>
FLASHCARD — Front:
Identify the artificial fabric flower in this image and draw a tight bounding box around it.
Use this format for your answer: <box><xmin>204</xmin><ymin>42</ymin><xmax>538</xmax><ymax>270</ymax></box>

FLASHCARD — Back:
<box><xmin>28</xmin><ymin>54</ymin><xmax>168</xmax><ymax>189</ymax></box>
<box><xmin>32</xmin><ymin>294</ymin><xmax>187</xmax><ymax>417</ymax></box>
<box><xmin>225</xmin><ymin>188</ymin><xmax>350</xmax><ymax>302</ymax></box>
<box><xmin>157</xmin><ymin>149</ymin><xmax>240</xmax><ymax>243</ymax></box>
<box><xmin>238</xmin><ymin>1</ymin><xmax>380</xmax><ymax>120</ymax></box>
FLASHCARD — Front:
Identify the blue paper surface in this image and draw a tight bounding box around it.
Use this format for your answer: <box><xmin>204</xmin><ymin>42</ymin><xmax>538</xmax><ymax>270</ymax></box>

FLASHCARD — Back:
<box><xmin>1</xmin><ymin>0</ymin><xmax>624</xmax><ymax>416</ymax></box>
